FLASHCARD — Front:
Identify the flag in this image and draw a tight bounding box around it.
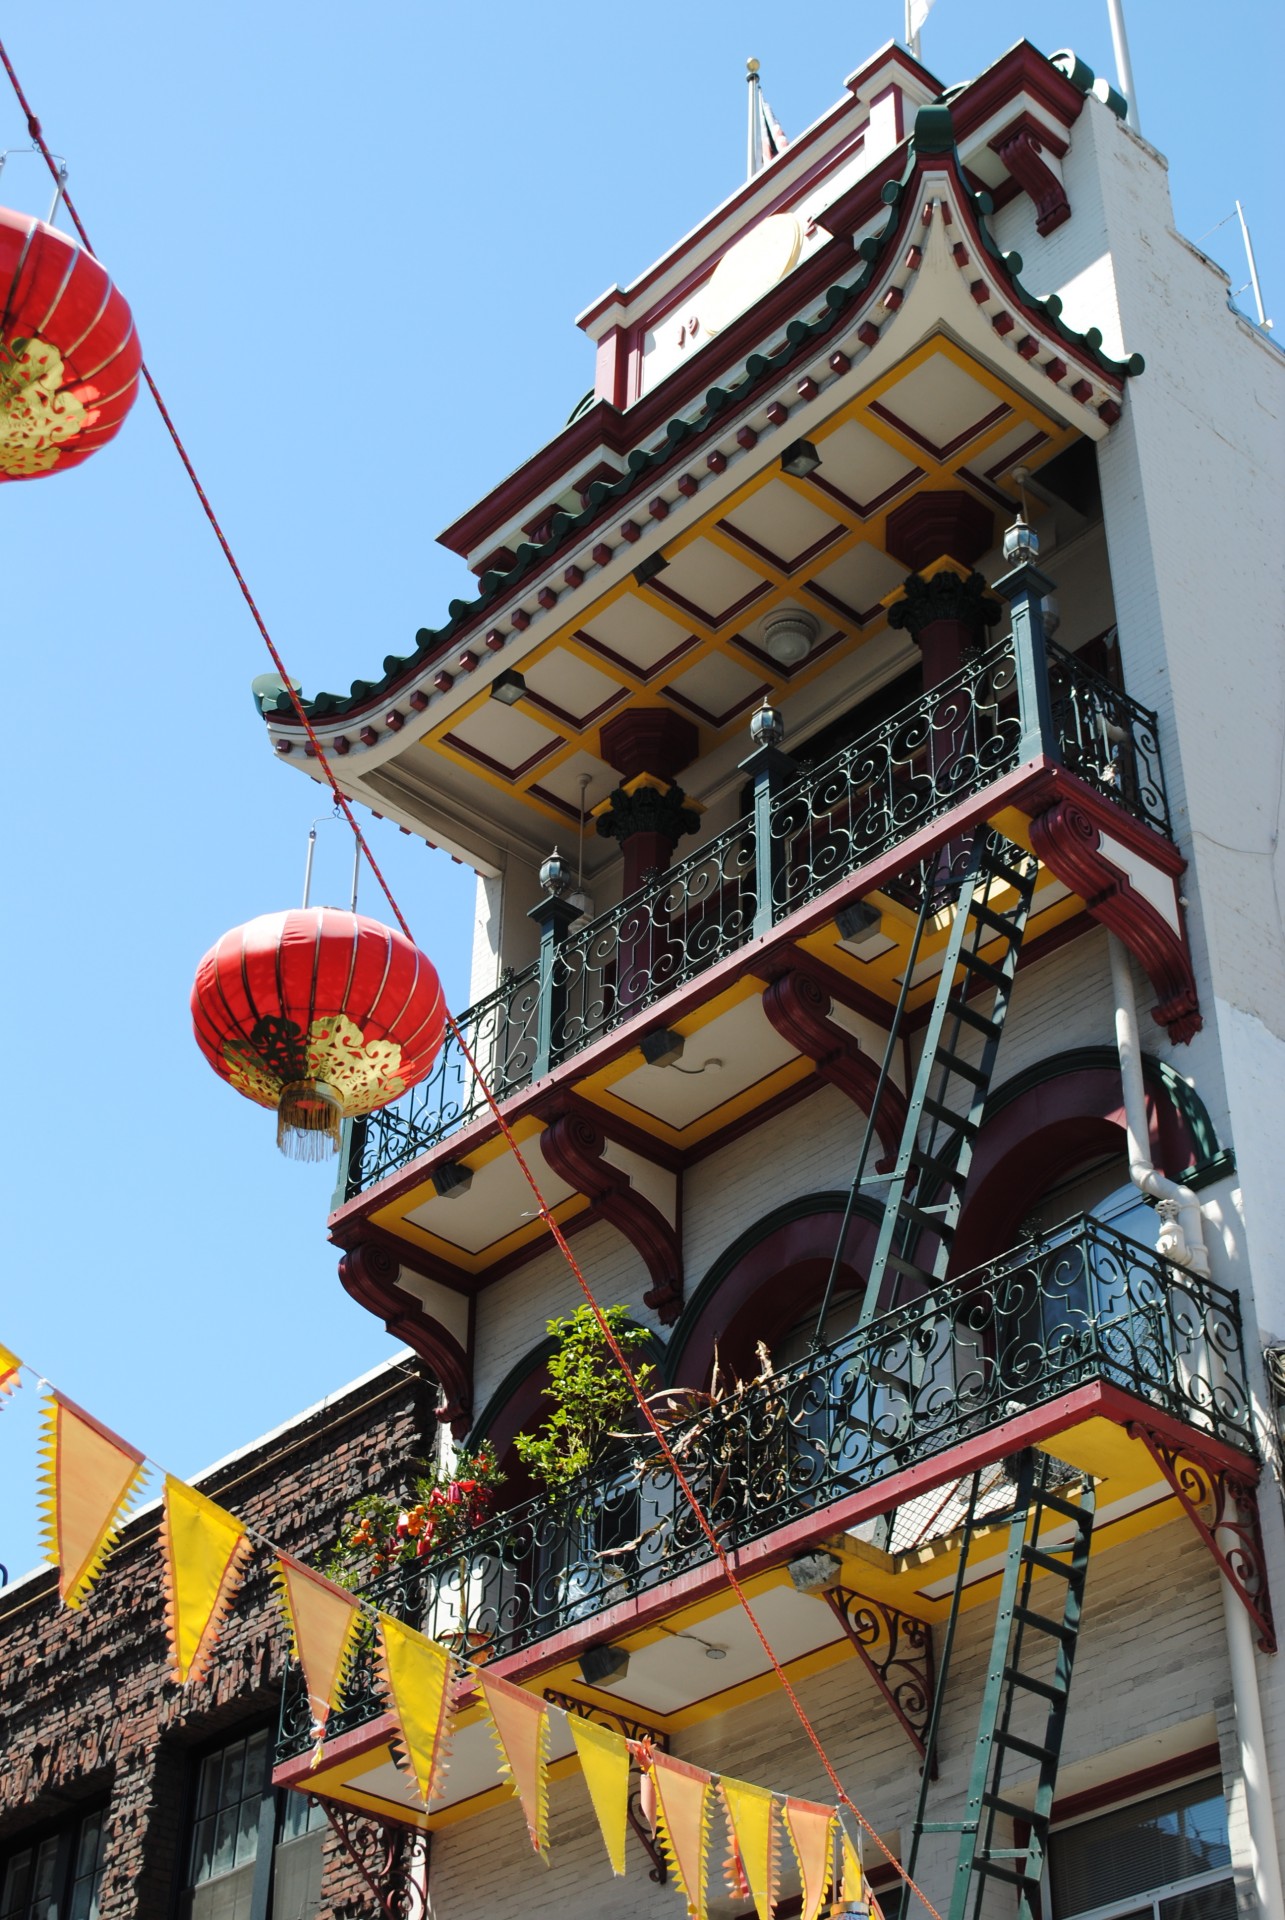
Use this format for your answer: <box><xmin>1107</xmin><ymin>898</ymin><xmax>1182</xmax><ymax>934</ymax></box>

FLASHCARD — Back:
<box><xmin>650</xmin><ymin>1752</ymin><xmax>715</xmax><ymax>1920</ymax></box>
<box><xmin>908</xmin><ymin>0</ymin><xmax>936</xmax><ymax>43</ymax></box>
<box><xmin>759</xmin><ymin>95</ymin><xmax>788</xmax><ymax>166</ymax></box>
<box><xmin>839</xmin><ymin>1823</ymin><xmax>866</xmax><ymax>1903</ymax></box>
<box><xmin>784</xmin><ymin>1798</ymin><xmax>837</xmax><ymax>1920</ymax></box>
<box><xmin>39</xmin><ymin>1393</ymin><xmax>145</xmax><ymax>1608</ymax></box>
<box><xmin>568</xmin><ymin>1715</ymin><xmax>630</xmax><ymax>1876</ymax></box>
<box><xmin>161</xmin><ymin>1477</ymin><xmax>252</xmax><ymax>1685</ymax></box>
<box><xmin>274</xmin><ymin>1555</ymin><xmax>363</xmax><ymax>1743</ymax></box>
<box><xmin>0</xmin><ymin>1342</ymin><xmax>20</xmax><ymax>1401</ymax></box>
<box><xmin>479</xmin><ymin>1672</ymin><xmax>553</xmax><ymax>1856</ymax></box>
<box><xmin>720</xmin><ymin>1776</ymin><xmax>782</xmax><ymax>1920</ymax></box>
<box><xmin>377</xmin><ymin>1615</ymin><xmax>456</xmax><ymax>1805</ymax></box>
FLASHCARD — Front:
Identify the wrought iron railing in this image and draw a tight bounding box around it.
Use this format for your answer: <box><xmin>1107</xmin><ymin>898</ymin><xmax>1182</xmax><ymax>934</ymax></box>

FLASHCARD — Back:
<box><xmin>278</xmin><ymin>1218</ymin><xmax>1250</xmax><ymax>1759</ymax></box>
<box><xmin>349</xmin><ymin>633</ymin><xmax>1169</xmax><ymax>1193</ymax></box>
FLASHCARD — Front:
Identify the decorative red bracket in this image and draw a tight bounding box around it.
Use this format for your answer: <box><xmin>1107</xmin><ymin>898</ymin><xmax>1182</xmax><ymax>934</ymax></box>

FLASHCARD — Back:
<box><xmin>823</xmin><ymin>1586</ymin><xmax>937</xmax><ymax>1764</ymax></box>
<box><xmin>1029</xmin><ymin>792</ymin><xmax>1201</xmax><ymax>1043</ymax></box>
<box><xmin>1127</xmin><ymin>1423</ymin><xmax>1277</xmax><ymax>1652</ymax></box>
<box><xmin>758</xmin><ymin>956</ymin><xmax>908</xmax><ymax>1162</ymax></box>
<box><xmin>338</xmin><ymin>1239</ymin><xmax>474</xmax><ymax>1435</ymax></box>
<box><xmin>540</xmin><ymin>1110</ymin><xmax>684</xmax><ymax>1324</ymax></box>
<box><xmin>990</xmin><ymin>114</ymin><xmax>1071</xmax><ymax>235</ymax></box>
<box><xmin>323</xmin><ymin>1802</ymin><xmax>425</xmax><ymax>1918</ymax></box>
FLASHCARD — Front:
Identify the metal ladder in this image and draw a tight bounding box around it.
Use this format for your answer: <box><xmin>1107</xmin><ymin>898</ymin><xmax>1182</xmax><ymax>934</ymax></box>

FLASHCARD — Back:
<box><xmin>857</xmin><ymin>830</ymin><xmax>1038</xmax><ymax>1325</ymax></box>
<box><xmin>925</xmin><ymin>1449</ymin><xmax>1096</xmax><ymax>1920</ymax></box>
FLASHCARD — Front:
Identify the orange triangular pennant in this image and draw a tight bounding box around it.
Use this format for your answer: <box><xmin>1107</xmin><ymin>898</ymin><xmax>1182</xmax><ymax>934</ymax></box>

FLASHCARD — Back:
<box><xmin>783</xmin><ymin>1797</ymin><xmax>837</xmax><ymax>1920</ymax></box>
<box><xmin>274</xmin><ymin>1554</ymin><xmax>363</xmax><ymax>1740</ymax></box>
<box><xmin>0</xmin><ymin>1341</ymin><xmax>21</xmax><ymax>1401</ymax></box>
<box><xmin>650</xmin><ymin>1752</ymin><xmax>714</xmax><ymax>1920</ymax></box>
<box><xmin>377</xmin><ymin>1614</ymin><xmax>457</xmax><ymax>1804</ymax></box>
<box><xmin>479</xmin><ymin>1671</ymin><xmax>552</xmax><ymax>1856</ymax></box>
<box><xmin>161</xmin><ymin>1477</ymin><xmax>252</xmax><ymax>1685</ymax></box>
<box><xmin>38</xmin><ymin>1393</ymin><xmax>145</xmax><ymax>1607</ymax></box>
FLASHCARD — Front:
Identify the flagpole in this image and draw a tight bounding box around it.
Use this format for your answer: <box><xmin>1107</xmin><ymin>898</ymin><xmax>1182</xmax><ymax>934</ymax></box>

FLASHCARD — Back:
<box><xmin>746</xmin><ymin>57</ymin><xmax>761</xmax><ymax>180</ymax></box>
<box><xmin>1105</xmin><ymin>0</ymin><xmax>1140</xmax><ymax>129</ymax></box>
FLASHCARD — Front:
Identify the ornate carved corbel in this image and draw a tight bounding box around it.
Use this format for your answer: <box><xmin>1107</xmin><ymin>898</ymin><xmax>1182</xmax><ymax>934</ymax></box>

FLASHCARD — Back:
<box><xmin>823</xmin><ymin>1586</ymin><xmax>936</xmax><ymax>1762</ymax></box>
<box><xmin>1029</xmin><ymin>798</ymin><xmax>1201</xmax><ymax>1043</ymax></box>
<box><xmin>990</xmin><ymin>116</ymin><xmax>1071</xmax><ymax>236</ymax></box>
<box><xmin>1127</xmin><ymin>1423</ymin><xmax>1276</xmax><ymax>1653</ymax></box>
<box><xmin>540</xmin><ymin>1111</ymin><xmax>684</xmax><ymax>1324</ymax></box>
<box><xmin>338</xmin><ymin>1239</ymin><xmax>473</xmax><ymax>1435</ymax></box>
<box><xmin>760</xmin><ymin>965</ymin><xmax>908</xmax><ymax>1161</ymax></box>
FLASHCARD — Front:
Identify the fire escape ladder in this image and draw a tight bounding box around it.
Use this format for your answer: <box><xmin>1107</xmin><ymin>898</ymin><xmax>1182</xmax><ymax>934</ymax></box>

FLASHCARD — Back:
<box><xmin>943</xmin><ymin>1449</ymin><xmax>1096</xmax><ymax>1920</ymax></box>
<box><xmin>858</xmin><ymin>831</ymin><xmax>1037</xmax><ymax>1325</ymax></box>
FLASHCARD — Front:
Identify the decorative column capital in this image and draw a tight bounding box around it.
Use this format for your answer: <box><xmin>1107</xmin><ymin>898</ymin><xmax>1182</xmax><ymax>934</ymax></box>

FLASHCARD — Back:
<box><xmin>594</xmin><ymin>777</ymin><xmax>701</xmax><ymax>847</ymax></box>
<box><xmin>887</xmin><ymin>566</ymin><xmax>1002</xmax><ymax>641</ymax></box>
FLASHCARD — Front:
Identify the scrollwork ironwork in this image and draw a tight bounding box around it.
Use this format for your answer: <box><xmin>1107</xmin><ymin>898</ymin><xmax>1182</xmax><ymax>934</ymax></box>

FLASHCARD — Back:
<box><xmin>322</xmin><ymin>1803</ymin><xmax>425</xmax><ymax>1918</ymax></box>
<box><xmin>278</xmin><ymin>1217</ymin><xmax>1255</xmax><ymax>1764</ymax></box>
<box><xmin>823</xmin><ymin>1587</ymin><xmax>935</xmax><ymax>1762</ymax></box>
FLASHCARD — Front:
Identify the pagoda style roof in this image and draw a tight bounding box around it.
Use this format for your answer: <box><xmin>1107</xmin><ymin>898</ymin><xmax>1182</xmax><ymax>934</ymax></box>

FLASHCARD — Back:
<box><xmin>260</xmin><ymin>46</ymin><xmax>1143</xmax><ymax>869</ymax></box>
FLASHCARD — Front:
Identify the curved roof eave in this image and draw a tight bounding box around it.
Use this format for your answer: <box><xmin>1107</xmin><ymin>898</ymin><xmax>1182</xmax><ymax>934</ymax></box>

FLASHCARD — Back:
<box><xmin>263</xmin><ymin>99</ymin><xmax>1142</xmax><ymax>754</ymax></box>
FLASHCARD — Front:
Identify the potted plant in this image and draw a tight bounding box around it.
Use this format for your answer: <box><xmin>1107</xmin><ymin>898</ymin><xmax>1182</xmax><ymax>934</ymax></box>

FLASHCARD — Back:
<box><xmin>514</xmin><ymin>1305</ymin><xmax>655</xmax><ymax>1618</ymax></box>
<box><xmin>327</xmin><ymin>1443</ymin><xmax>504</xmax><ymax>1652</ymax></box>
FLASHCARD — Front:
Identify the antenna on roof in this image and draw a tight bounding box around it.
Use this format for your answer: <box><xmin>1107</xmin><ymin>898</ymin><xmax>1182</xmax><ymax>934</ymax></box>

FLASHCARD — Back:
<box><xmin>746</xmin><ymin>59</ymin><xmax>761</xmax><ymax>181</ymax></box>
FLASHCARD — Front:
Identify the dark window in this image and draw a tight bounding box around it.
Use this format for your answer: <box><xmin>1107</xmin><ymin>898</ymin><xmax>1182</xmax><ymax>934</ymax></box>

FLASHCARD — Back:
<box><xmin>0</xmin><ymin>1807</ymin><xmax>107</xmax><ymax>1920</ymax></box>
<box><xmin>180</xmin><ymin>1729</ymin><xmax>326</xmax><ymax>1920</ymax></box>
<box><xmin>1049</xmin><ymin>1773</ymin><xmax>1234</xmax><ymax>1919</ymax></box>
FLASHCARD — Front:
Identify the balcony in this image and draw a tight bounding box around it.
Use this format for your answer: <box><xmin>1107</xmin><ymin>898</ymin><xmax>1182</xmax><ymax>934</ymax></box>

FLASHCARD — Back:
<box><xmin>345</xmin><ymin>633</ymin><xmax>1172</xmax><ymax>1199</ymax></box>
<box><xmin>278</xmin><ymin>1216</ymin><xmax>1253</xmax><ymax>1788</ymax></box>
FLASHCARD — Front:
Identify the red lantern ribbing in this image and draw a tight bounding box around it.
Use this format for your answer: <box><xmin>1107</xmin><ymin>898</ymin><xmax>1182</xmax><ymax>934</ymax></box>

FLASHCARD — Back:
<box><xmin>191</xmin><ymin>909</ymin><xmax>447</xmax><ymax>1160</ymax></box>
<box><xmin>0</xmin><ymin>205</ymin><xmax>140</xmax><ymax>478</ymax></box>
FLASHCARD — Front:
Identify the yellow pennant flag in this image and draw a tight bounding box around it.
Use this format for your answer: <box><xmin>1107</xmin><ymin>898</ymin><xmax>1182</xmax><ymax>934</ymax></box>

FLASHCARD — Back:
<box><xmin>274</xmin><ymin>1554</ymin><xmax>363</xmax><ymax>1740</ymax></box>
<box><xmin>650</xmin><ymin>1752</ymin><xmax>715</xmax><ymax>1920</ymax></box>
<box><xmin>479</xmin><ymin>1672</ymin><xmax>552</xmax><ymax>1857</ymax></box>
<box><xmin>161</xmin><ymin>1477</ymin><xmax>252</xmax><ymax>1685</ymax></box>
<box><xmin>377</xmin><ymin>1614</ymin><xmax>456</xmax><ymax>1805</ymax></box>
<box><xmin>839</xmin><ymin>1824</ymin><xmax>866</xmax><ymax>1904</ymax></box>
<box><xmin>0</xmin><ymin>1342</ymin><xmax>21</xmax><ymax>1400</ymax></box>
<box><xmin>39</xmin><ymin>1393</ymin><xmax>146</xmax><ymax>1608</ymax></box>
<box><xmin>784</xmin><ymin>1798</ymin><xmax>837</xmax><ymax>1920</ymax></box>
<box><xmin>720</xmin><ymin>1776</ymin><xmax>781</xmax><ymax>1920</ymax></box>
<box><xmin>568</xmin><ymin>1715</ymin><xmax>630</xmax><ymax>1876</ymax></box>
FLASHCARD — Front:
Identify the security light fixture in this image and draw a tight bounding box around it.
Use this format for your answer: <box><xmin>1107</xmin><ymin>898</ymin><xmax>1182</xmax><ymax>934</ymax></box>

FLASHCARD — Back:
<box><xmin>640</xmin><ymin>1028</ymin><xmax>686</xmax><ymax>1068</ymax></box>
<box><xmin>1002</xmin><ymin>514</ymin><xmax>1039</xmax><ymax>564</ymax></box>
<box><xmin>835</xmin><ymin>900</ymin><xmax>882</xmax><ymax>943</ymax></box>
<box><xmin>432</xmin><ymin>1161</ymin><xmax>474</xmax><ymax>1200</ymax></box>
<box><xmin>633</xmin><ymin>550</ymin><xmax>669</xmax><ymax>586</ymax></box>
<box><xmin>490</xmin><ymin>668</ymin><xmax>527</xmax><ymax>705</ymax></box>
<box><xmin>749</xmin><ymin>699</ymin><xmax>784</xmax><ymax>750</ymax></box>
<box><xmin>762</xmin><ymin>609</ymin><xmax>819</xmax><ymax>668</ymax></box>
<box><xmin>787</xmin><ymin>1549</ymin><xmax>842</xmax><ymax>1594</ymax></box>
<box><xmin>539</xmin><ymin>847</ymin><xmax>571</xmax><ymax>897</ymax></box>
<box><xmin>578</xmin><ymin>1643</ymin><xmax>630</xmax><ymax>1687</ymax></box>
<box><xmin>780</xmin><ymin>437</ymin><xmax>821</xmax><ymax>478</ymax></box>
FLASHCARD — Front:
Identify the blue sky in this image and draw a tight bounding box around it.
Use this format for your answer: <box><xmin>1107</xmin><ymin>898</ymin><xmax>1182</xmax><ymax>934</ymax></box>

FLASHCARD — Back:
<box><xmin>1</xmin><ymin>0</ymin><xmax>1280</xmax><ymax>1581</ymax></box>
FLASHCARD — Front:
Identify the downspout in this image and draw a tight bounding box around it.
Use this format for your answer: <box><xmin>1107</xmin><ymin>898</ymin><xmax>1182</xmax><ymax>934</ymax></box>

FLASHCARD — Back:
<box><xmin>1107</xmin><ymin>932</ymin><xmax>1208</xmax><ymax>1276</ymax></box>
<box><xmin>1109</xmin><ymin>932</ymin><xmax>1284</xmax><ymax>1915</ymax></box>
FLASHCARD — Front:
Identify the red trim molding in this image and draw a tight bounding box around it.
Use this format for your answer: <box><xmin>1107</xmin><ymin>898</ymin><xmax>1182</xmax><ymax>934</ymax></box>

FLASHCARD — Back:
<box><xmin>1028</xmin><ymin>791</ymin><xmax>1201</xmax><ymax>1043</ymax></box>
<box><xmin>338</xmin><ymin>1241</ymin><xmax>474</xmax><ymax>1436</ymax></box>
<box><xmin>990</xmin><ymin>112</ymin><xmax>1071</xmax><ymax>235</ymax></box>
<box><xmin>758</xmin><ymin>958</ymin><xmax>907</xmax><ymax>1160</ymax></box>
<box><xmin>539</xmin><ymin>1109</ymin><xmax>684</xmax><ymax>1324</ymax></box>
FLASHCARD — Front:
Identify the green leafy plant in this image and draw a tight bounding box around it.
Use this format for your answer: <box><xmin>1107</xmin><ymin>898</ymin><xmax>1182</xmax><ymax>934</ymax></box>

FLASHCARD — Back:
<box><xmin>514</xmin><ymin>1305</ymin><xmax>655</xmax><ymax>1493</ymax></box>
<box><xmin>325</xmin><ymin>1442</ymin><xmax>503</xmax><ymax>1591</ymax></box>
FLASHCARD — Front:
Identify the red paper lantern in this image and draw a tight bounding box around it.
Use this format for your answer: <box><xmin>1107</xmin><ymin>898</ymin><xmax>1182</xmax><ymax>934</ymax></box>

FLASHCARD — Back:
<box><xmin>191</xmin><ymin>909</ymin><xmax>447</xmax><ymax>1159</ymax></box>
<box><xmin>0</xmin><ymin>206</ymin><xmax>141</xmax><ymax>479</ymax></box>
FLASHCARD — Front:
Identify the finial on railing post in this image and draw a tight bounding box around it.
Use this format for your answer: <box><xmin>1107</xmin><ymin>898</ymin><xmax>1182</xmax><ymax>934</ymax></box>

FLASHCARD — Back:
<box><xmin>740</xmin><ymin>702</ymin><xmax>797</xmax><ymax>938</ymax></box>
<box><xmin>528</xmin><ymin>848</ymin><xmax>579</xmax><ymax>1078</ymax></box>
<box><xmin>994</xmin><ymin>516</ymin><xmax>1058</xmax><ymax>763</ymax></box>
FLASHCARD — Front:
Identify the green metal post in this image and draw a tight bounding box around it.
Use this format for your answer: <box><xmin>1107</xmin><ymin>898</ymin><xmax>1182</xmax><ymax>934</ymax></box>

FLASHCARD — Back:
<box><xmin>739</xmin><ymin>739</ymin><xmax>797</xmax><ymax>938</ymax></box>
<box><xmin>527</xmin><ymin>895</ymin><xmax>578</xmax><ymax>1079</ymax></box>
<box><xmin>994</xmin><ymin>555</ymin><xmax>1058</xmax><ymax>764</ymax></box>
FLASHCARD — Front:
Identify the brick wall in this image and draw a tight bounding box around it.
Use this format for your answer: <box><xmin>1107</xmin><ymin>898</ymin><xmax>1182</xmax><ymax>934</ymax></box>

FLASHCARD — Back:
<box><xmin>0</xmin><ymin>1354</ymin><xmax>437</xmax><ymax>1918</ymax></box>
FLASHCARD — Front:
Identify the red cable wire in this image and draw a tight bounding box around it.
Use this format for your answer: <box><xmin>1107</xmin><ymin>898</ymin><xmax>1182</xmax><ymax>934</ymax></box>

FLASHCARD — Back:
<box><xmin>0</xmin><ymin>43</ymin><xmax>944</xmax><ymax>1916</ymax></box>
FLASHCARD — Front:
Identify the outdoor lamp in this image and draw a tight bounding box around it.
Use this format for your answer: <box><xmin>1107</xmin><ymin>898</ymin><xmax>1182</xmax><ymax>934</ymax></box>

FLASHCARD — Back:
<box><xmin>633</xmin><ymin>550</ymin><xmax>669</xmax><ymax>585</ymax></box>
<box><xmin>579</xmin><ymin>1643</ymin><xmax>630</xmax><ymax>1687</ymax></box>
<box><xmin>763</xmin><ymin>609</ymin><xmax>819</xmax><ymax>668</ymax></box>
<box><xmin>835</xmin><ymin>900</ymin><xmax>881</xmax><ymax>943</ymax></box>
<box><xmin>490</xmin><ymin>668</ymin><xmax>527</xmax><ymax>705</ymax></box>
<box><xmin>787</xmin><ymin>1549</ymin><xmax>842</xmax><ymax>1594</ymax></box>
<box><xmin>780</xmin><ymin>437</ymin><xmax>821</xmax><ymax>478</ymax></box>
<box><xmin>1002</xmin><ymin>514</ymin><xmax>1040</xmax><ymax>564</ymax></box>
<box><xmin>749</xmin><ymin>699</ymin><xmax>784</xmax><ymax>749</ymax></box>
<box><xmin>539</xmin><ymin>847</ymin><xmax>571</xmax><ymax>897</ymax></box>
<box><xmin>432</xmin><ymin>1161</ymin><xmax>474</xmax><ymax>1200</ymax></box>
<box><xmin>640</xmin><ymin>1028</ymin><xmax>686</xmax><ymax>1068</ymax></box>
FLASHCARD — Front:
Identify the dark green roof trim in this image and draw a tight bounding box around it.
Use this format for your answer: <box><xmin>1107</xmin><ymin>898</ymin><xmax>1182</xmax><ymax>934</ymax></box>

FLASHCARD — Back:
<box><xmin>1049</xmin><ymin>48</ymin><xmax>1128</xmax><ymax>120</ymax></box>
<box><xmin>265</xmin><ymin>96</ymin><xmax>1143</xmax><ymax>727</ymax></box>
<box><xmin>986</xmin><ymin>1045</ymin><xmax>1230</xmax><ymax>1184</ymax></box>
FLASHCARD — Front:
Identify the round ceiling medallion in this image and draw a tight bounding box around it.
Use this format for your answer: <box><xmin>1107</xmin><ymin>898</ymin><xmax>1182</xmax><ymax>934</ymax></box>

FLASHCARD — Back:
<box><xmin>701</xmin><ymin>213</ymin><xmax>803</xmax><ymax>337</ymax></box>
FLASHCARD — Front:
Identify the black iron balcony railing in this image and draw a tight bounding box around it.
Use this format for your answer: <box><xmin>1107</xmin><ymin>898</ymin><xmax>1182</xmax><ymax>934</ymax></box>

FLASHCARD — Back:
<box><xmin>278</xmin><ymin>1218</ymin><xmax>1249</xmax><ymax>1760</ymax></box>
<box><xmin>346</xmin><ymin>631</ymin><xmax>1168</xmax><ymax>1196</ymax></box>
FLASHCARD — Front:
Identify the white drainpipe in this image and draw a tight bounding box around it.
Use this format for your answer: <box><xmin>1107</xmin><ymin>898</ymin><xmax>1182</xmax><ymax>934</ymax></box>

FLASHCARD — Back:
<box><xmin>1107</xmin><ymin>933</ymin><xmax>1208</xmax><ymax>1276</ymax></box>
<box><xmin>1109</xmin><ymin>932</ymin><xmax>1283</xmax><ymax>1915</ymax></box>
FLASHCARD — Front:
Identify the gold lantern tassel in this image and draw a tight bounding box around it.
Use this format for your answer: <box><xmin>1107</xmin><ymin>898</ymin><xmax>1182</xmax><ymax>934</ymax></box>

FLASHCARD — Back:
<box><xmin>276</xmin><ymin>1081</ymin><xmax>344</xmax><ymax>1160</ymax></box>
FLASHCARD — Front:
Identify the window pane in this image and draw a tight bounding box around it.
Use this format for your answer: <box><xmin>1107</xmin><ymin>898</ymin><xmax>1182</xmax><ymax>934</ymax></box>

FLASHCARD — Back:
<box><xmin>1160</xmin><ymin>1882</ymin><xmax>1238</xmax><ymax>1920</ymax></box>
<box><xmin>186</xmin><ymin>1860</ymin><xmax>257</xmax><ymax>1920</ymax></box>
<box><xmin>271</xmin><ymin>1831</ymin><xmax>324</xmax><ymax>1920</ymax></box>
<box><xmin>1</xmin><ymin>1851</ymin><xmax>34</xmax><ymax>1919</ymax></box>
<box><xmin>217</xmin><ymin>1739</ymin><xmax>247</xmax><ymax>1812</ymax></box>
<box><xmin>1052</xmin><ymin>1776</ymin><xmax>1230</xmax><ymax>1917</ymax></box>
<box><xmin>194</xmin><ymin>1753</ymin><xmax>222</xmax><ymax>1825</ymax></box>
<box><xmin>189</xmin><ymin>1732</ymin><xmax>267</xmax><ymax>1891</ymax></box>
<box><xmin>277</xmin><ymin>1792</ymin><xmax>326</xmax><ymax>1845</ymax></box>
<box><xmin>30</xmin><ymin>1837</ymin><xmax>60</xmax><ymax>1920</ymax></box>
